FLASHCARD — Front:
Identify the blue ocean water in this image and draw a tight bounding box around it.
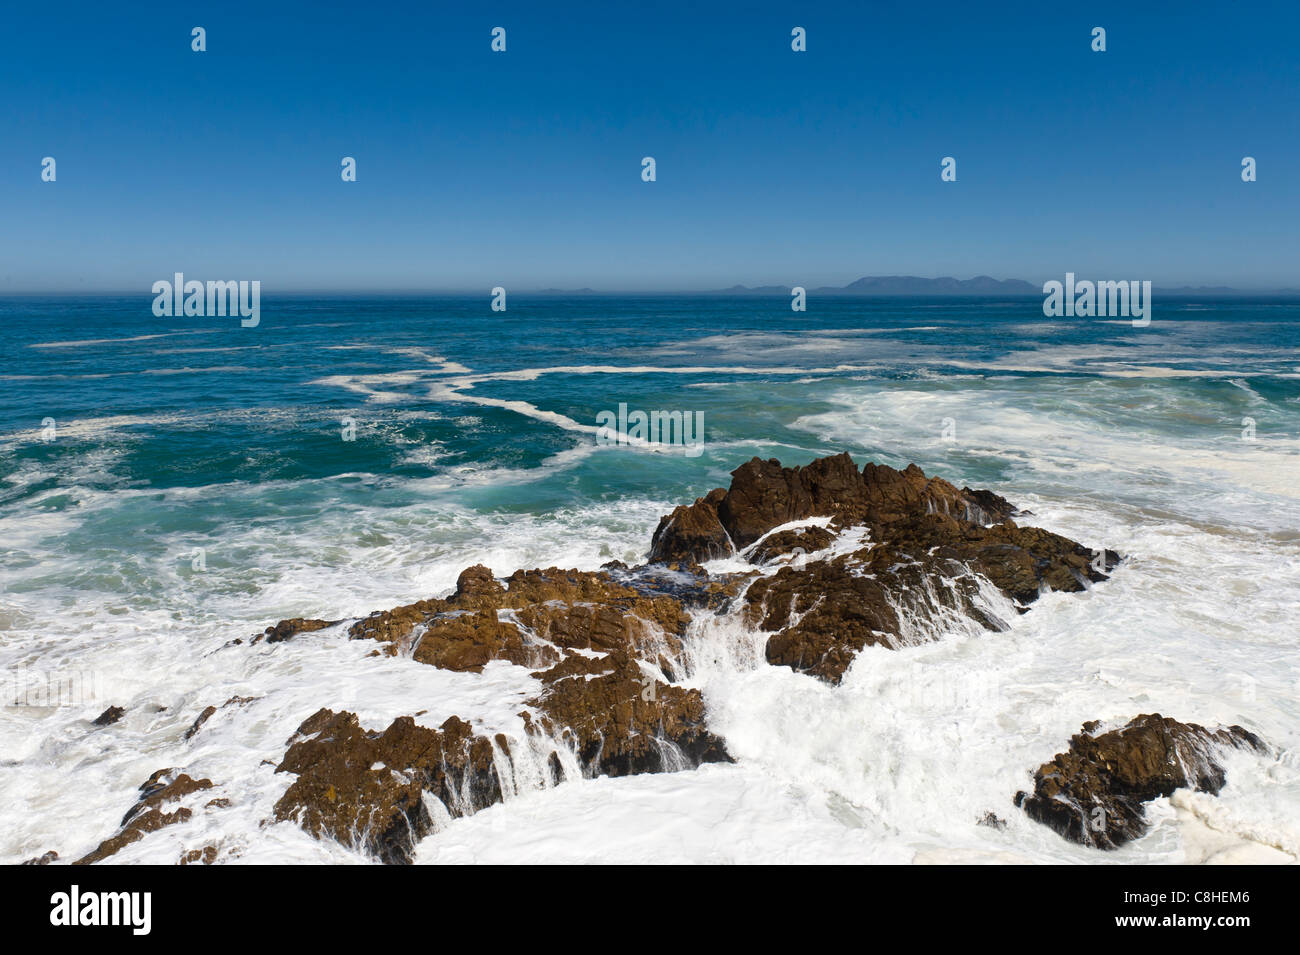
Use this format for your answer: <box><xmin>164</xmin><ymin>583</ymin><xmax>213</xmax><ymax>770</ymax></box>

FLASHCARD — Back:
<box><xmin>2</xmin><ymin>294</ymin><xmax>1297</xmax><ymax>503</ymax></box>
<box><xmin>1</xmin><ymin>295</ymin><xmax>1298</xmax><ymax>864</ymax></box>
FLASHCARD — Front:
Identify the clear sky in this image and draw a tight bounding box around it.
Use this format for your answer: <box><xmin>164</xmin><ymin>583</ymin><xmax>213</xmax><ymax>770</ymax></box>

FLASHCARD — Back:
<box><xmin>2</xmin><ymin>1</ymin><xmax>1297</xmax><ymax>291</ymax></box>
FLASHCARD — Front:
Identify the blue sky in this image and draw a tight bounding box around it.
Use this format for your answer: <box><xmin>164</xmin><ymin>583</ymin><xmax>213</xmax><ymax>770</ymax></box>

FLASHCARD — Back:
<box><xmin>2</xmin><ymin>1</ymin><xmax>1297</xmax><ymax>291</ymax></box>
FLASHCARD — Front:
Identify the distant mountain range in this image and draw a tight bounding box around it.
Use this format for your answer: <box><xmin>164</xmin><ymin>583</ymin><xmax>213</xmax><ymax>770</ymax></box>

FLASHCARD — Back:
<box><xmin>529</xmin><ymin>277</ymin><xmax>1299</xmax><ymax>296</ymax></box>
<box><xmin>715</xmin><ymin>277</ymin><xmax>1300</xmax><ymax>296</ymax></box>
<box><xmin>717</xmin><ymin>275</ymin><xmax>1039</xmax><ymax>296</ymax></box>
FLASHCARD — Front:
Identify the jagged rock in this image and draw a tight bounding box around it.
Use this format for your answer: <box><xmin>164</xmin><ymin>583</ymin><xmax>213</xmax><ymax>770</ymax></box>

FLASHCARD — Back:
<box><xmin>21</xmin><ymin>850</ymin><xmax>58</xmax><ymax>865</ymax></box>
<box><xmin>274</xmin><ymin>559</ymin><xmax>731</xmax><ymax>863</ymax></box>
<box><xmin>92</xmin><ymin>706</ymin><xmax>124</xmax><ymax>727</ymax></box>
<box><xmin>265</xmin><ymin>452</ymin><xmax>1121</xmax><ymax>860</ymax></box>
<box><xmin>749</xmin><ymin>525</ymin><xmax>836</xmax><ymax>564</ymax></box>
<box><xmin>350</xmin><ymin>565</ymin><xmax>689</xmax><ymax>677</ymax></box>
<box><xmin>523</xmin><ymin>651</ymin><xmax>729</xmax><ymax>776</ymax></box>
<box><xmin>1015</xmin><ymin>714</ymin><xmax>1268</xmax><ymax>849</ymax></box>
<box><xmin>649</xmin><ymin>488</ymin><xmax>731</xmax><ymax>564</ymax></box>
<box><xmin>450</xmin><ymin>562</ymin><xmax>507</xmax><ymax>606</ymax></box>
<box><xmin>273</xmin><ymin>648</ymin><xmax>730</xmax><ymax>863</ymax></box>
<box><xmin>650</xmin><ymin>455</ymin><xmax>1022</xmax><ymax>566</ymax></box>
<box><xmin>642</xmin><ymin>455</ymin><xmax>1121</xmax><ymax>683</ymax></box>
<box><xmin>743</xmin><ymin>517</ymin><xmax>1113</xmax><ymax>683</ymax></box>
<box><xmin>273</xmin><ymin>709</ymin><xmax>506</xmax><ymax>865</ymax></box>
<box><xmin>74</xmin><ymin>769</ymin><xmax>214</xmax><ymax>864</ymax></box>
<box><xmin>254</xmin><ymin>617</ymin><xmax>335</xmax><ymax>644</ymax></box>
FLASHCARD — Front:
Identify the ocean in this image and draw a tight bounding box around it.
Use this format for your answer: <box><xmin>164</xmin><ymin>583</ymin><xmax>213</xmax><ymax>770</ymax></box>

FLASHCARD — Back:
<box><xmin>2</xmin><ymin>294</ymin><xmax>1298</xmax><ymax>864</ymax></box>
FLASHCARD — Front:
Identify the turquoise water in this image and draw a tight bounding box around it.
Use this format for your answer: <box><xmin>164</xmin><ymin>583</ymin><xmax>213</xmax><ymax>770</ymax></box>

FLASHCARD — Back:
<box><xmin>2</xmin><ymin>295</ymin><xmax>1299</xmax><ymax>864</ymax></box>
<box><xmin>3</xmin><ymin>293</ymin><xmax>1297</xmax><ymax>503</ymax></box>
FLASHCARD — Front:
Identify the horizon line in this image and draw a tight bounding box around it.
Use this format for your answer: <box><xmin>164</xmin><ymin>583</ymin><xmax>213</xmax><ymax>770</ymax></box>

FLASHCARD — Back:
<box><xmin>3</xmin><ymin>285</ymin><xmax>1300</xmax><ymax>297</ymax></box>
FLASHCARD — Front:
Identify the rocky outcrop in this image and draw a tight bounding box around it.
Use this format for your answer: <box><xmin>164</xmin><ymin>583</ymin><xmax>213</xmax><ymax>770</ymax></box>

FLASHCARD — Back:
<box><xmin>265</xmin><ymin>452</ymin><xmax>1122</xmax><ymax>860</ymax></box>
<box><xmin>274</xmin><ymin>670</ymin><xmax>731</xmax><ymax>865</ymax></box>
<box><xmin>349</xmin><ymin>565</ymin><xmax>690</xmax><ymax>675</ymax></box>
<box><xmin>274</xmin><ymin>709</ymin><xmax>504</xmax><ymax>865</ymax></box>
<box><xmin>274</xmin><ymin>564</ymin><xmax>730</xmax><ymax>863</ymax></box>
<box><xmin>649</xmin><ymin>488</ymin><xmax>732</xmax><ymax>564</ymax></box>
<box><xmin>649</xmin><ymin>454</ymin><xmax>1018</xmax><ymax>563</ymax></box>
<box><xmin>523</xmin><ymin>651</ymin><xmax>729</xmax><ymax>775</ymax></box>
<box><xmin>74</xmin><ymin>769</ymin><xmax>215</xmax><ymax>865</ymax></box>
<box><xmin>645</xmin><ymin>456</ymin><xmax>1121</xmax><ymax>683</ymax></box>
<box><xmin>1015</xmin><ymin>714</ymin><xmax>1268</xmax><ymax>849</ymax></box>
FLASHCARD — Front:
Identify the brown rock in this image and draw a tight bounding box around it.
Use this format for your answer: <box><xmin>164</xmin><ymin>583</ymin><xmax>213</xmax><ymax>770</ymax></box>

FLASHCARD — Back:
<box><xmin>184</xmin><ymin>706</ymin><xmax>217</xmax><ymax>741</ymax></box>
<box><xmin>450</xmin><ymin>563</ymin><xmax>506</xmax><ymax>605</ymax></box>
<box><xmin>92</xmin><ymin>706</ymin><xmax>124</xmax><ymax>727</ymax></box>
<box><xmin>716</xmin><ymin>457</ymin><xmax>1119</xmax><ymax>683</ymax></box>
<box><xmin>1015</xmin><ymin>714</ymin><xmax>1268</xmax><ymax>849</ymax></box>
<box><xmin>749</xmin><ymin>525</ymin><xmax>836</xmax><ymax>564</ymax></box>
<box><xmin>184</xmin><ymin>696</ymin><xmax>260</xmax><ymax>741</ymax></box>
<box><xmin>351</xmin><ymin>565</ymin><xmax>689</xmax><ymax>675</ymax></box>
<box><xmin>273</xmin><ymin>709</ymin><xmax>505</xmax><ymax>865</ymax></box>
<box><xmin>273</xmin><ymin>636</ymin><xmax>731</xmax><ymax>864</ymax></box>
<box><xmin>648</xmin><ymin>487</ymin><xmax>732</xmax><ymax>563</ymax></box>
<box><xmin>524</xmin><ymin>652</ymin><xmax>729</xmax><ymax>775</ymax></box>
<box><xmin>651</xmin><ymin>454</ymin><xmax>1023</xmax><ymax>567</ymax></box>
<box><xmin>180</xmin><ymin>845</ymin><xmax>219</xmax><ymax>865</ymax></box>
<box><xmin>74</xmin><ymin>770</ymin><xmax>214</xmax><ymax>864</ymax></box>
<box><xmin>255</xmin><ymin>617</ymin><xmax>335</xmax><ymax>644</ymax></box>
<box><xmin>412</xmin><ymin>610</ymin><xmax>557</xmax><ymax>672</ymax></box>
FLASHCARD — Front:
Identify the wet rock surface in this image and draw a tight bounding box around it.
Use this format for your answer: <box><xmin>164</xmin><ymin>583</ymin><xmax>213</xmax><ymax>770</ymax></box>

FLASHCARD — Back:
<box><xmin>650</xmin><ymin>454</ymin><xmax>1020</xmax><ymax>563</ymax></box>
<box><xmin>688</xmin><ymin>456</ymin><xmax>1122</xmax><ymax>683</ymax></box>
<box><xmin>274</xmin><ymin>564</ymin><xmax>730</xmax><ymax>863</ymax></box>
<box><xmin>74</xmin><ymin>769</ymin><xmax>216</xmax><ymax>865</ymax></box>
<box><xmin>523</xmin><ymin>651</ymin><xmax>730</xmax><ymax>776</ymax></box>
<box><xmin>274</xmin><ymin>558</ymin><xmax>734</xmax><ymax>863</ymax></box>
<box><xmin>264</xmin><ymin>453</ymin><xmax>1130</xmax><ymax>861</ymax></box>
<box><xmin>185</xmin><ymin>695</ymin><xmax>260</xmax><ymax>741</ymax></box>
<box><xmin>254</xmin><ymin>617</ymin><xmax>336</xmax><ymax>644</ymax></box>
<box><xmin>274</xmin><ymin>709</ymin><xmax>504</xmax><ymax>865</ymax></box>
<box><xmin>1015</xmin><ymin>714</ymin><xmax>1268</xmax><ymax>849</ymax></box>
<box><xmin>92</xmin><ymin>705</ymin><xmax>124</xmax><ymax>727</ymax></box>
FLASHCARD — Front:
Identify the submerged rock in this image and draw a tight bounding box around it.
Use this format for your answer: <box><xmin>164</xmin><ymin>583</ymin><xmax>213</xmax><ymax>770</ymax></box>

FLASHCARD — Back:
<box><xmin>92</xmin><ymin>705</ymin><xmax>124</xmax><ymax>727</ymax></box>
<box><xmin>1015</xmin><ymin>714</ymin><xmax>1268</xmax><ymax>849</ymax></box>
<box><xmin>254</xmin><ymin>617</ymin><xmax>336</xmax><ymax>644</ymax></box>
<box><xmin>185</xmin><ymin>695</ymin><xmax>260</xmax><ymax>741</ymax></box>
<box><xmin>74</xmin><ymin>769</ymin><xmax>215</xmax><ymax>865</ymax></box>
